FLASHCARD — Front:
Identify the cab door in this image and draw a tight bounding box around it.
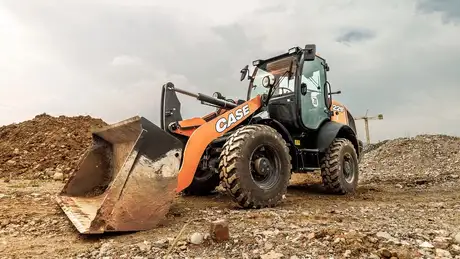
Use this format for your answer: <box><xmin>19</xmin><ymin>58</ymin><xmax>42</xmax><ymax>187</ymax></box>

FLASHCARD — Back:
<box><xmin>299</xmin><ymin>56</ymin><xmax>329</xmax><ymax>130</ymax></box>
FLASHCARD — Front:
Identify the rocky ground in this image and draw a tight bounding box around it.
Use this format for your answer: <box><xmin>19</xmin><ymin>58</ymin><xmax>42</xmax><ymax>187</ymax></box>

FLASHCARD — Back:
<box><xmin>360</xmin><ymin>135</ymin><xmax>460</xmax><ymax>187</ymax></box>
<box><xmin>0</xmin><ymin>115</ymin><xmax>459</xmax><ymax>259</ymax></box>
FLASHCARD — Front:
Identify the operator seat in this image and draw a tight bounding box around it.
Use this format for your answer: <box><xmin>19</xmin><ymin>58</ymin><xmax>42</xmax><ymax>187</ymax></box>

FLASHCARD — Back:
<box><xmin>266</xmin><ymin>91</ymin><xmax>303</xmax><ymax>134</ymax></box>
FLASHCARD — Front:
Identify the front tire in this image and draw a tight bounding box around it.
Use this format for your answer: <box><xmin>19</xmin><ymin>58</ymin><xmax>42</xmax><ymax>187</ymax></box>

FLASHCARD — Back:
<box><xmin>218</xmin><ymin>124</ymin><xmax>292</xmax><ymax>209</ymax></box>
<box><xmin>320</xmin><ymin>138</ymin><xmax>359</xmax><ymax>194</ymax></box>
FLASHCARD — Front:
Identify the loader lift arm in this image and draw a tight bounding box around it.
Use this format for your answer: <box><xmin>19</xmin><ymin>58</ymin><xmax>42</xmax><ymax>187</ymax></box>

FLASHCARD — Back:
<box><xmin>160</xmin><ymin>82</ymin><xmax>242</xmax><ymax>136</ymax></box>
<box><xmin>173</xmin><ymin>86</ymin><xmax>238</xmax><ymax>109</ymax></box>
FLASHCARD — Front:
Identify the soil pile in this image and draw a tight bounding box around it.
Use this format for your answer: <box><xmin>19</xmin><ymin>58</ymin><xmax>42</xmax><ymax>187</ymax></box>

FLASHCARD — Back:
<box><xmin>0</xmin><ymin>113</ymin><xmax>107</xmax><ymax>180</ymax></box>
<box><xmin>362</xmin><ymin>140</ymin><xmax>390</xmax><ymax>154</ymax></box>
<box><xmin>359</xmin><ymin>134</ymin><xmax>460</xmax><ymax>186</ymax></box>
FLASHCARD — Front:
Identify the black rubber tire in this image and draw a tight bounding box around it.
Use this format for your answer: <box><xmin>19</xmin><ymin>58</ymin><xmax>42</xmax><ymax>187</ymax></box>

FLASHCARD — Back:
<box><xmin>183</xmin><ymin>170</ymin><xmax>220</xmax><ymax>196</ymax></box>
<box><xmin>357</xmin><ymin>139</ymin><xmax>363</xmax><ymax>163</ymax></box>
<box><xmin>218</xmin><ymin>124</ymin><xmax>292</xmax><ymax>209</ymax></box>
<box><xmin>320</xmin><ymin>138</ymin><xmax>359</xmax><ymax>194</ymax></box>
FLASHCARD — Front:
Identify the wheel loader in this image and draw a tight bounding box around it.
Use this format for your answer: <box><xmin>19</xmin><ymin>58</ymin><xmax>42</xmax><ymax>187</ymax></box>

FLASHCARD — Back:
<box><xmin>56</xmin><ymin>44</ymin><xmax>363</xmax><ymax>234</ymax></box>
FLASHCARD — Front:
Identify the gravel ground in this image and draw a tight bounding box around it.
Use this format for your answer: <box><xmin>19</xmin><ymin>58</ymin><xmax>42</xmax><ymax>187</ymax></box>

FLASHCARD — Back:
<box><xmin>1</xmin><ymin>115</ymin><xmax>459</xmax><ymax>259</ymax></box>
<box><xmin>0</xmin><ymin>174</ymin><xmax>459</xmax><ymax>259</ymax></box>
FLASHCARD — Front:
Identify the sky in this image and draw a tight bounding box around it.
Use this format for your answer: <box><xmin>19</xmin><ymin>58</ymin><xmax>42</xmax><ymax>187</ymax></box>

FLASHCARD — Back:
<box><xmin>0</xmin><ymin>0</ymin><xmax>459</xmax><ymax>143</ymax></box>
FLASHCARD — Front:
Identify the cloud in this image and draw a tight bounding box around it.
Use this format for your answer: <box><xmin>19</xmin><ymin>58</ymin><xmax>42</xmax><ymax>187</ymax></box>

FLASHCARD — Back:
<box><xmin>0</xmin><ymin>0</ymin><xmax>459</xmax><ymax>143</ymax></box>
<box><xmin>416</xmin><ymin>0</ymin><xmax>460</xmax><ymax>24</ymax></box>
<box><xmin>335</xmin><ymin>28</ymin><xmax>376</xmax><ymax>44</ymax></box>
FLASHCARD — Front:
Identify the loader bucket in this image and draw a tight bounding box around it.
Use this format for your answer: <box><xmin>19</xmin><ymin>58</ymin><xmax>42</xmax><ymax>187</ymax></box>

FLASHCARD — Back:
<box><xmin>56</xmin><ymin>116</ymin><xmax>184</xmax><ymax>234</ymax></box>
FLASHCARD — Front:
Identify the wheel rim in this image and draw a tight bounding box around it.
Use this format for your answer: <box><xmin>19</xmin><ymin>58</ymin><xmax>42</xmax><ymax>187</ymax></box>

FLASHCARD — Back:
<box><xmin>249</xmin><ymin>144</ymin><xmax>282</xmax><ymax>190</ymax></box>
<box><xmin>342</xmin><ymin>152</ymin><xmax>355</xmax><ymax>183</ymax></box>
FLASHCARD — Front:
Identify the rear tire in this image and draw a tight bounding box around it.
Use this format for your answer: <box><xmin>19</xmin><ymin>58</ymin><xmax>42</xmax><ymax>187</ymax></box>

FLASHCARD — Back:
<box><xmin>183</xmin><ymin>169</ymin><xmax>220</xmax><ymax>196</ymax></box>
<box><xmin>218</xmin><ymin>124</ymin><xmax>292</xmax><ymax>209</ymax></box>
<box><xmin>357</xmin><ymin>139</ymin><xmax>363</xmax><ymax>163</ymax></box>
<box><xmin>320</xmin><ymin>138</ymin><xmax>359</xmax><ymax>194</ymax></box>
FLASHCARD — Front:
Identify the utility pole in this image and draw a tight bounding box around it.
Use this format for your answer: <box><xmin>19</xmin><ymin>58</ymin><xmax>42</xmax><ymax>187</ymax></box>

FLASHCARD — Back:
<box><xmin>354</xmin><ymin>109</ymin><xmax>384</xmax><ymax>145</ymax></box>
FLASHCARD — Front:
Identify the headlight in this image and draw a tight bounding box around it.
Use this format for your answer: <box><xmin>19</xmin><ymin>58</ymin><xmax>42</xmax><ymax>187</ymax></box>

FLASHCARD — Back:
<box><xmin>262</xmin><ymin>76</ymin><xmax>270</xmax><ymax>88</ymax></box>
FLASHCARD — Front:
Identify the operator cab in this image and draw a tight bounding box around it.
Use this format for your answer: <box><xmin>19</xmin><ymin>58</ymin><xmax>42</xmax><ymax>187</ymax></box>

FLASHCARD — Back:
<box><xmin>243</xmin><ymin>46</ymin><xmax>332</xmax><ymax>135</ymax></box>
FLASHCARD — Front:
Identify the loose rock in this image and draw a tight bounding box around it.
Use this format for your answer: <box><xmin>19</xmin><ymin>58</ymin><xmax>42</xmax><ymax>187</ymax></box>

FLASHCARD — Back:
<box><xmin>190</xmin><ymin>232</ymin><xmax>204</xmax><ymax>245</ymax></box>
<box><xmin>435</xmin><ymin>248</ymin><xmax>451</xmax><ymax>257</ymax></box>
<box><xmin>419</xmin><ymin>241</ymin><xmax>434</xmax><ymax>248</ymax></box>
<box><xmin>260</xmin><ymin>250</ymin><xmax>284</xmax><ymax>259</ymax></box>
<box><xmin>381</xmin><ymin>249</ymin><xmax>392</xmax><ymax>258</ymax></box>
<box><xmin>210</xmin><ymin>219</ymin><xmax>230</xmax><ymax>242</ymax></box>
<box><xmin>53</xmin><ymin>172</ymin><xmax>64</xmax><ymax>181</ymax></box>
<box><xmin>454</xmin><ymin>232</ymin><xmax>460</xmax><ymax>244</ymax></box>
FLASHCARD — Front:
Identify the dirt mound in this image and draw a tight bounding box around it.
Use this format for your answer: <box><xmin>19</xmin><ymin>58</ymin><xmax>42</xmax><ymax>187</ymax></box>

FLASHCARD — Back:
<box><xmin>359</xmin><ymin>134</ymin><xmax>460</xmax><ymax>186</ymax></box>
<box><xmin>0</xmin><ymin>113</ymin><xmax>107</xmax><ymax>180</ymax></box>
<box><xmin>362</xmin><ymin>140</ymin><xmax>390</xmax><ymax>154</ymax></box>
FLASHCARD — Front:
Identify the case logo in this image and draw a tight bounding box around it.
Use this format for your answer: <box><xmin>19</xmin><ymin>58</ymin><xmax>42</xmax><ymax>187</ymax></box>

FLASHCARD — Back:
<box><xmin>332</xmin><ymin>104</ymin><xmax>344</xmax><ymax>113</ymax></box>
<box><xmin>215</xmin><ymin>104</ymin><xmax>250</xmax><ymax>133</ymax></box>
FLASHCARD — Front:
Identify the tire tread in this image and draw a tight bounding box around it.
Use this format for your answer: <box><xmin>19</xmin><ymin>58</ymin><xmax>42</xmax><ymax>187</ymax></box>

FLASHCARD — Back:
<box><xmin>218</xmin><ymin>124</ymin><xmax>292</xmax><ymax>208</ymax></box>
<box><xmin>320</xmin><ymin>138</ymin><xmax>358</xmax><ymax>194</ymax></box>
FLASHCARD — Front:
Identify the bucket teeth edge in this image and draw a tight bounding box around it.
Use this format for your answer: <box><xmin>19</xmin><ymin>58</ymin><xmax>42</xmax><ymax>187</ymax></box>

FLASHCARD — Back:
<box><xmin>55</xmin><ymin>196</ymin><xmax>103</xmax><ymax>234</ymax></box>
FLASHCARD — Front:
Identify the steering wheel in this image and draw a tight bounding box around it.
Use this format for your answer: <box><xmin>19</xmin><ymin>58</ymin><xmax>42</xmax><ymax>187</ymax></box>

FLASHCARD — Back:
<box><xmin>277</xmin><ymin>87</ymin><xmax>293</xmax><ymax>94</ymax></box>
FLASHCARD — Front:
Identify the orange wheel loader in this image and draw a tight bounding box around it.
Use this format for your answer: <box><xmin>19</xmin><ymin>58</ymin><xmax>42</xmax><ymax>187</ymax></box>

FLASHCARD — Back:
<box><xmin>56</xmin><ymin>44</ymin><xmax>363</xmax><ymax>234</ymax></box>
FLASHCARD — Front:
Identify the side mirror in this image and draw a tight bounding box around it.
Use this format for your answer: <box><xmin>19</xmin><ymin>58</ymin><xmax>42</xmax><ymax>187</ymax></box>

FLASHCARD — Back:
<box><xmin>304</xmin><ymin>44</ymin><xmax>316</xmax><ymax>61</ymax></box>
<box><xmin>240</xmin><ymin>65</ymin><xmax>249</xmax><ymax>81</ymax></box>
<box><xmin>300</xmin><ymin>83</ymin><xmax>307</xmax><ymax>95</ymax></box>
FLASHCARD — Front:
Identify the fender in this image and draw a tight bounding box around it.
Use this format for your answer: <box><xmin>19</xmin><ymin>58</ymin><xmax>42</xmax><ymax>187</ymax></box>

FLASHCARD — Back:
<box><xmin>316</xmin><ymin>121</ymin><xmax>359</xmax><ymax>157</ymax></box>
<box><xmin>252</xmin><ymin>117</ymin><xmax>298</xmax><ymax>167</ymax></box>
<box><xmin>175</xmin><ymin>95</ymin><xmax>263</xmax><ymax>192</ymax></box>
